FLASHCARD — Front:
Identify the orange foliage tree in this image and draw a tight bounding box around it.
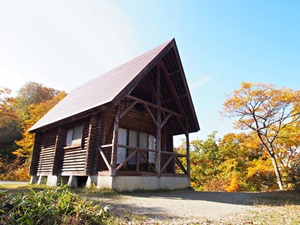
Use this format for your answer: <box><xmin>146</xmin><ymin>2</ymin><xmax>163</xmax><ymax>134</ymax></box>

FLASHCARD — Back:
<box><xmin>222</xmin><ymin>82</ymin><xmax>300</xmax><ymax>190</ymax></box>
<box><xmin>13</xmin><ymin>92</ymin><xmax>67</xmax><ymax>180</ymax></box>
<box><xmin>178</xmin><ymin>130</ymin><xmax>280</xmax><ymax>191</ymax></box>
<box><xmin>0</xmin><ymin>82</ymin><xmax>66</xmax><ymax>181</ymax></box>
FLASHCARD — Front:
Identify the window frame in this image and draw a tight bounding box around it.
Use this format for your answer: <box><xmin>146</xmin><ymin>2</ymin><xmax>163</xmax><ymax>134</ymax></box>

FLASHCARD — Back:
<box><xmin>64</xmin><ymin>123</ymin><xmax>84</xmax><ymax>148</ymax></box>
<box><xmin>117</xmin><ymin>127</ymin><xmax>156</xmax><ymax>164</ymax></box>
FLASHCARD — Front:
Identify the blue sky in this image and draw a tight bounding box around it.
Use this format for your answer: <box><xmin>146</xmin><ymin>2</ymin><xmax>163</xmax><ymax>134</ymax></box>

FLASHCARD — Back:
<box><xmin>0</xmin><ymin>0</ymin><xmax>299</xmax><ymax>145</ymax></box>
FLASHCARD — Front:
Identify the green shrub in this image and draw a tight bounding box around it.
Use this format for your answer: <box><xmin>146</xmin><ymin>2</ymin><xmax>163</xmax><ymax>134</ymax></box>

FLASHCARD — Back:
<box><xmin>0</xmin><ymin>185</ymin><xmax>111</xmax><ymax>225</ymax></box>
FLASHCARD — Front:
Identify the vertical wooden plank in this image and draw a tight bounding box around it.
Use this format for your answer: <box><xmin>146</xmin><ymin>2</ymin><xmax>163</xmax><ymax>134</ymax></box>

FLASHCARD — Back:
<box><xmin>85</xmin><ymin>115</ymin><xmax>98</xmax><ymax>175</ymax></box>
<box><xmin>52</xmin><ymin>127</ymin><xmax>63</xmax><ymax>175</ymax></box>
<box><xmin>186</xmin><ymin>119</ymin><xmax>190</xmax><ymax>178</ymax></box>
<box><xmin>110</xmin><ymin>104</ymin><xmax>121</xmax><ymax>176</ymax></box>
<box><xmin>156</xmin><ymin>65</ymin><xmax>161</xmax><ymax>175</ymax></box>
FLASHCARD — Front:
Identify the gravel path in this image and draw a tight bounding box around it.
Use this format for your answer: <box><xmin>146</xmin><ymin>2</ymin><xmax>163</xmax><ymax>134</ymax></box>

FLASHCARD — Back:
<box><xmin>97</xmin><ymin>189</ymin><xmax>260</xmax><ymax>223</ymax></box>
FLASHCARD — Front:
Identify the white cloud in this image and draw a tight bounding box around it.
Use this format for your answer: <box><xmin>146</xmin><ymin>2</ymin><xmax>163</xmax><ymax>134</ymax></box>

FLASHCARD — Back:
<box><xmin>190</xmin><ymin>76</ymin><xmax>212</xmax><ymax>90</ymax></box>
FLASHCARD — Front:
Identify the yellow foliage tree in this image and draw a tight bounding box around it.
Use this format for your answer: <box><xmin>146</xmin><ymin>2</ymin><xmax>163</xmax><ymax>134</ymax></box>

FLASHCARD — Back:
<box><xmin>222</xmin><ymin>82</ymin><xmax>300</xmax><ymax>190</ymax></box>
<box><xmin>246</xmin><ymin>157</ymin><xmax>277</xmax><ymax>191</ymax></box>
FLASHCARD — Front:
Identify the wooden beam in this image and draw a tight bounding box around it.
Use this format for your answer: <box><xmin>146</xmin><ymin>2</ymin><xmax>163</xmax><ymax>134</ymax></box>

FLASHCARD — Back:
<box><xmin>110</xmin><ymin>104</ymin><xmax>121</xmax><ymax>176</ymax></box>
<box><xmin>118</xmin><ymin>144</ymin><xmax>157</xmax><ymax>153</ymax></box>
<box><xmin>176</xmin><ymin>115</ymin><xmax>187</xmax><ymax>134</ymax></box>
<box><xmin>169</xmin><ymin>69</ymin><xmax>180</xmax><ymax>76</ymax></box>
<box><xmin>160</xmin><ymin>61</ymin><xmax>186</xmax><ymax>117</ymax></box>
<box><xmin>161</xmin><ymin>113</ymin><xmax>172</xmax><ymax>129</ymax></box>
<box><xmin>100</xmin><ymin>144</ymin><xmax>113</xmax><ymax>148</ymax></box>
<box><xmin>186</xmin><ymin>119</ymin><xmax>190</xmax><ymax>178</ymax></box>
<box><xmin>120</xmin><ymin>100</ymin><xmax>138</xmax><ymax>119</ymax></box>
<box><xmin>116</xmin><ymin>149</ymin><xmax>137</xmax><ymax>172</ymax></box>
<box><xmin>156</xmin><ymin>65</ymin><xmax>162</xmax><ymax>176</ymax></box>
<box><xmin>125</xmin><ymin>94</ymin><xmax>184</xmax><ymax>118</ymax></box>
<box><xmin>161</xmin><ymin>151</ymin><xmax>186</xmax><ymax>157</ymax></box>
<box><xmin>139</xmin><ymin>150</ymin><xmax>156</xmax><ymax>173</ymax></box>
<box><xmin>160</xmin><ymin>155</ymin><xmax>174</xmax><ymax>174</ymax></box>
<box><xmin>98</xmin><ymin>148</ymin><xmax>111</xmax><ymax>172</ymax></box>
<box><xmin>145</xmin><ymin>104</ymin><xmax>158</xmax><ymax>126</ymax></box>
<box><xmin>175</xmin><ymin>157</ymin><xmax>188</xmax><ymax>174</ymax></box>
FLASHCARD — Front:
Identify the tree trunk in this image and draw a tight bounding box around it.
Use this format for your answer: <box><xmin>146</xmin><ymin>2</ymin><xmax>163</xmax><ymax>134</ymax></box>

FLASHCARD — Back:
<box><xmin>270</xmin><ymin>154</ymin><xmax>283</xmax><ymax>190</ymax></box>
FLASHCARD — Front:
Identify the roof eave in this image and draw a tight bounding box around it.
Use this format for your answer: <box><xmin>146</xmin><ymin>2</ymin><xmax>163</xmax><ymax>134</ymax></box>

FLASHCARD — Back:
<box><xmin>29</xmin><ymin>102</ymin><xmax>113</xmax><ymax>133</ymax></box>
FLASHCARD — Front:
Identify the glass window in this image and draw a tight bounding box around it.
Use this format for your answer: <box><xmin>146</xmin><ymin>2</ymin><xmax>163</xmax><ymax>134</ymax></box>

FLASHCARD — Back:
<box><xmin>65</xmin><ymin>124</ymin><xmax>83</xmax><ymax>146</ymax></box>
<box><xmin>117</xmin><ymin>128</ymin><xmax>127</xmax><ymax>164</ymax></box>
<box><xmin>148</xmin><ymin>134</ymin><xmax>156</xmax><ymax>163</ymax></box>
<box><xmin>128</xmin><ymin>130</ymin><xmax>138</xmax><ymax>165</ymax></box>
<box><xmin>117</xmin><ymin>128</ymin><xmax>156</xmax><ymax>165</ymax></box>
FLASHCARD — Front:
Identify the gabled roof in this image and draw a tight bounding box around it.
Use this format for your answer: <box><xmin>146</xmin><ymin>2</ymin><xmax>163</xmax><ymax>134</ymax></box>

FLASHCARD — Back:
<box><xmin>29</xmin><ymin>39</ymin><xmax>200</xmax><ymax>134</ymax></box>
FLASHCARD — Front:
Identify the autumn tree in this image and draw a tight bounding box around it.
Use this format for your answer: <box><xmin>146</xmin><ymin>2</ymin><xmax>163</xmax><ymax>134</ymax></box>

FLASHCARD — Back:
<box><xmin>14</xmin><ymin>81</ymin><xmax>61</xmax><ymax>121</ymax></box>
<box><xmin>179</xmin><ymin>132</ymin><xmax>229</xmax><ymax>191</ymax></box>
<box><xmin>0</xmin><ymin>82</ymin><xmax>66</xmax><ymax>181</ymax></box>
<box><xmin>178</xmin><ymin>131</ymin><xmax>278</xmax><ymax>191</ymax></box>
<box><xmin>222</xmin><ymin>82</ymin><xmax>300</xmax><ymax>190</ymax></box>
<box><xmin>274</xmin><ymin>124</ymin><xmax>300</xmax><ymax>189</ymax></box>
<box><xmin>0</xmin><ymin>88</ymin><xmax>22</xmax><ymax>159</ymax></box>
<box><xmin>12</xmin><ymin>91</ymin><xmax>67</xmax><ymax>180</ymax></box>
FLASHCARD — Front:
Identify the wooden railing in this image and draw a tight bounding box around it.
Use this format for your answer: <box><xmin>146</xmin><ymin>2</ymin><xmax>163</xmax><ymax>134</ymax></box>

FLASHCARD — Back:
<box><xmin>98</xmin><ymin>144</ymin><xmax>188</xmax><ymax>176</ymax></box>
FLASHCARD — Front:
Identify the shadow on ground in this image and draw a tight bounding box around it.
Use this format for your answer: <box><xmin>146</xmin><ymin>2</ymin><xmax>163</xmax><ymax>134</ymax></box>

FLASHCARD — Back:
<box><xmin>120</xmin><ymin>189</ymin><xmax>300</xmax><ymax>206</ymax></box>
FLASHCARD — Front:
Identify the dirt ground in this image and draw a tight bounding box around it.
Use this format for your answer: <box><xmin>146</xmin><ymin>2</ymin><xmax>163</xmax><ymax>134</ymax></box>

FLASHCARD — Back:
<box><xmin>96</xmin><ymin>189</ymin><xmax>267</xmax><ymax>224</ymax></box>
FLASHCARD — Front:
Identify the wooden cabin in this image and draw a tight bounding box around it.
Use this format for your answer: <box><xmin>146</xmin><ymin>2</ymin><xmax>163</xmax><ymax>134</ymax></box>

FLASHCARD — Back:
<box><xmin>28</xmin><ymin>39</ymin><xmax>200</xmax><ymax>191</ymax></box>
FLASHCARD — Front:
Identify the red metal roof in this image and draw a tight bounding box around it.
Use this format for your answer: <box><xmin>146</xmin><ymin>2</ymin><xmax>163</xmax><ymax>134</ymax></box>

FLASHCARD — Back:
<box><xmin>29</xmin><ymin>39</ymin><xmax>200</xmax><ymax>134</ymax></box>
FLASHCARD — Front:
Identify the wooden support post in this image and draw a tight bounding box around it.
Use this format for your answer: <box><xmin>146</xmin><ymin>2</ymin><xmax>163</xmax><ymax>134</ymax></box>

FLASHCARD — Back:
<box><xmin>110</xmin><ymin>104</ymin><xmax>121</xmax><ymax>176</ymax></box>
<box><xmin>156</xmin><ymin>65</ymin><xmax>162</xmax><ymax>176</ymax></box>
<box><xmin>186</xmin><ymin>119</ymin><xmax>190</xmax><ymax>178</ymax></box>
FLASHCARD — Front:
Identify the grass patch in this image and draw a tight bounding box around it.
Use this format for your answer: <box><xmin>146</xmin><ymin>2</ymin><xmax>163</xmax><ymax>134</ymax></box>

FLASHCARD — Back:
<box><xmin>75</xmin><ymin>187</ymin><xmax>119</xmax><ymax>198</ymax></box>
<box><xmin>255</xmin><ymin>191</ymin><xmax>300</xmax><ymax>206</ymax></box>
<box><xmin>0</xmin><ymin>185</ymin><xmax>119</xmax><ymax>225</ymax></box>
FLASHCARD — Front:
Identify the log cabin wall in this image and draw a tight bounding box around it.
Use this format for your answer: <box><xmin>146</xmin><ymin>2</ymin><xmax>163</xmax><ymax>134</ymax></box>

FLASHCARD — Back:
<box><xmin>60</xmin><ymin>118</ymin><xmax>90</xmax><ymax>175</ymax></box>
<box><xmin>119</xmin><ymin>102</ymin><xmax>156</xmax><ymax>135</ymax></box>
<box><xmin>85</xmin><ymin>114</ymin><xmax>101</xmax><ymax>175</ymax></box>
<box><xmin>37</xmin><ymin>128</ymin><xmax>57</xmax><ymax>175</ymax></box>
<box><xmin>29</xmin><ymin>132</ymin><xmax>44</xmax><ymax>176</ymax></box>
<box><xmin>52</xmin><ymin>127</ymin><xmax>64</xmax><ymax>175</ymax></box>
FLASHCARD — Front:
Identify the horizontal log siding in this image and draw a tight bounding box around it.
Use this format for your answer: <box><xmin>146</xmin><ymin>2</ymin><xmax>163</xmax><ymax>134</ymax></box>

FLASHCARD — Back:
<box><xmin>37</xmin><ymin>129</ymin><xmax>57</xmax><ymax>175</ymax></box>
<box><xmin>119</xmin><ymin>102</ymin><xmax>156</xmax><ymax>135</ymax></box>
<box><xmin>61</xmin><ymin>148</ymin><xmax>86</xmax><ymax>172</ymax></box>
<box><xmin>60</xmin><ymin>117</ymin><xmax>90</xmax><ymax>175</ymax></box>
<box><xmin>61</xmin><ymin>118</ymin><xmax>90</xmax><ymax>174</ymax></box>
<box><xmin>29</xmin><ymin>132</ymin><xmax>44</xmax><ymax>175</ymax></box>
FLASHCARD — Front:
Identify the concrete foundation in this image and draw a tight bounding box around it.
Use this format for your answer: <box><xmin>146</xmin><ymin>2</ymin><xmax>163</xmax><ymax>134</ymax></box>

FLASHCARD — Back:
<box><xmin>30</xmin><ymin>175</ymin><xmax>190</xmax><ymax>191</ymax></box>
<box><xmin>30</xmin><ymin>176</ymin><xmax>38</xmax><ymax>184</ymax></box>
<box><xmin>96</xmin><ymin>176</ymin><xmax>190</xmax><ymax>191</ymax></box>
<box><xmin>46</xmin><ymin>175</ymin><xmax>60</xmax><ymax>186</ymax></box>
